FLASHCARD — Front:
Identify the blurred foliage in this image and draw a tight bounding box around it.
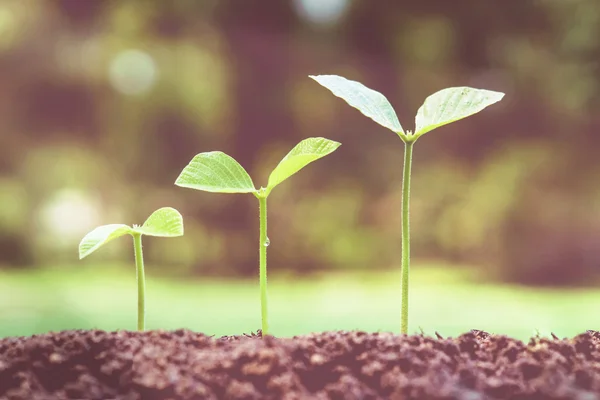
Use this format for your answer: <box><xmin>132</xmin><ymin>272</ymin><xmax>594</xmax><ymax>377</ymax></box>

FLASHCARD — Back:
<box><xmin>0</xmin><ymin>0</ymin><xmax>599</xmax><ymax>286</ymax></box>
<box><xmin>0</xmin><ymin>266</ymin><xmax>598</xmax><ymax>339</ymax></box>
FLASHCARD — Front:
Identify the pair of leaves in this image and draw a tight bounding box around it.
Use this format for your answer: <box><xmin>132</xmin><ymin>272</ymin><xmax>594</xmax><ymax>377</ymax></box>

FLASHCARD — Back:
<box><xmin>175</xmin><ymin>137</ymin><xmax>341</xmax><ymax>196</ymax></box>
<box><xmin>79</xmin><ymin>138</ymin><xmax>339</xmax><ymax>259</ymax></box>
<box><xmin>309</xmin><ymin>75</ymin><xmax>504</xmax><ymax>140</ymax></box>
<box><xmin>78</xmin><ymin>207</ymin><xmax>184</xmax><ymax>259</ymax></box>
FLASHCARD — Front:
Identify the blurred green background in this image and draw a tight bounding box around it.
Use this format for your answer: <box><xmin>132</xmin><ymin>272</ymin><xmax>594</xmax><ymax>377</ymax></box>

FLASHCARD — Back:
<box><xmin>0</xmin><ymin>0</ymin><xmax>599</xmax><ymax>339</ymax></box>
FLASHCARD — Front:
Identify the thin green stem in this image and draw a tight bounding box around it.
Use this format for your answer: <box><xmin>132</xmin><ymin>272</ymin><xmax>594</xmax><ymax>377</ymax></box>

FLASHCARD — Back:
<box><xmin>258</xmin><ymin>195</ymin><xmax>269</xmax><ymax>336</ymax></box>
<box><xmin>132</xmin><ymin>232</ymin><xmax>145</xmax><ymax>331</ymax></box>
<box><xmin>401</xmin><ymin>140</ymin><xmax>414</xmax><ymax>334</ymax></box>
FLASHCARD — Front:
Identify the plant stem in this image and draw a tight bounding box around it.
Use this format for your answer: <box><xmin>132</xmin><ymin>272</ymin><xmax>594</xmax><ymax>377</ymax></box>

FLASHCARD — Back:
<box><xmin>401</xmin><ymin>140</ymin><xmax>414</xmax><ymax>334</ymax></box>
<box><xmin>258</xmin><ymin>195</ymin><xmax>269</xmax><ymax>336</ymax></box>
<box><xmin>132</xmin><ymin>232</ymin><xmax>145</xmax><ymax>331</ymax></box>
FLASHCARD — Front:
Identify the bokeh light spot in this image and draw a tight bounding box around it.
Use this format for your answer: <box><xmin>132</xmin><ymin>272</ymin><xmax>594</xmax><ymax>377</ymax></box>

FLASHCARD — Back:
<box><xmin>108</xmin><ymin>49</ymin><xmax>158</xmax><ymax>96</ymax></box>
<box><xmin>293</xmin><ymin>0</ymin><xmax>349</xmax><ymax>26</ymax></box>
<box><xmin>38</xmin><ymin>189</ymin><xmax>100</xmax><ymax>240</ymax></box>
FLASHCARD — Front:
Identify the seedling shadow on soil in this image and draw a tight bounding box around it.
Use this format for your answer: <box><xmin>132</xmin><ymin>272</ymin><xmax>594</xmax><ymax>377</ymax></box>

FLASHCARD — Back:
<box><xmin>1</xmin><ymin>329</ymin><xmax>599</xmax><ymax>399</ymax></box>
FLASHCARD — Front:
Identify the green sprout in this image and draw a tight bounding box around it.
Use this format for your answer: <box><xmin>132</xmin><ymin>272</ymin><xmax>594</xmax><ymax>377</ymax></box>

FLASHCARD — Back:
<box><xmin>78</xmin><ymin>207</ymin><xmax>184</xmax><ymax>331</ymax></box>
<box><xmin>310</xmin><ymin>75</ymin><xmax>504</xmax><ymax>334</ymax></box>
<box><xmin>175</xmin><ymin>137</ymin><xmax>340</xmax><ymax>336</ymax></box>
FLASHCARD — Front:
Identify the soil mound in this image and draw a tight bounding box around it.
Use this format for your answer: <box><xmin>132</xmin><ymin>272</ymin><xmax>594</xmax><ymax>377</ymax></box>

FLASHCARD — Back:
<box><xmin>1</xmin><ymin>329</ymin><xmax>599</xmax><ymax>399</ymax></box>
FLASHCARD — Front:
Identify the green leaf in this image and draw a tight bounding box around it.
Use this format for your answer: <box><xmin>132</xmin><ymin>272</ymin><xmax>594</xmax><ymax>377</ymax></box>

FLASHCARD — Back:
<box><xmin>266</xmin><ymin>137</ymin><xmax>340</xmax><ymax>193</ymax></box>
<box><xmin>310</xmin><ymin>75</ymin><xmax>404</xmax><ymax>135</ymax></box>
<box><xmin>414</xmin><ymin>87</ymin><xmax>505</xmax><ymax>137</ymax></box>
<box><xmin>135</xmin><ymin>207</ymin><xmax>184</xmax><ymax>237</ymax></box>
<box><xmin>79</xmin><ymin>224</ymin><xmax>133</xmax><ymax>259</ymax></box>
<box><xmin>175</xmin><ymin>151</ymin><xmax>256</xmax><ymax>193</ymax></box>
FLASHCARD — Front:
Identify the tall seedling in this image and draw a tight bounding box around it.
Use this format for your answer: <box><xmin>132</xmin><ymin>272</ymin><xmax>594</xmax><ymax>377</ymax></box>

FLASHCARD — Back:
<box><xmin>175</xmin><ymin>137</ymin><xmax>340</xmax><ymax>336</ymax></box>
<box><xmin>79</xmin><ymin>207</ymin><xmax>184</xmax><ymax>331</ymax></box>
<box><xmin>311</xmin><ymin>75</ymin><xmax>504</xmax><ymax>334</ymax></box>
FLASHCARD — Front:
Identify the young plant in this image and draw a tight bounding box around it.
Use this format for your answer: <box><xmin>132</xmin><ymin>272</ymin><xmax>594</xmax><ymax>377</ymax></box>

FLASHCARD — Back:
<box><xmin>310</xmin><ymin>74</ymin><xmax>504</xmax><ymax>334</ymax></box>
<box><xmin>78</xmin><ymin>207</ymin><xmax>184</xmax><ymax>331</ymax></box>
<box><xmin>175</xmin><ymin>137</ymin><xmax>340</xmax><ymax>336</ymax></box>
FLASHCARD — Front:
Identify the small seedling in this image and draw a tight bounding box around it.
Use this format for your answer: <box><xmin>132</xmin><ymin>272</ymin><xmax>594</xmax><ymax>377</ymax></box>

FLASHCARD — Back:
<box><xmin>175</xmin><ymin>137</ymin><xmax>340</xmax><ymax>336</ymax></box>
<box><xmin>78</xmin><ymin>207</ymin><xmax>184</xmax><ymax>331</ymax></box>
<box><xmin>311</xmin><ymin>74</ymin><xmax>504</xmax><ymax>334</ymax></box>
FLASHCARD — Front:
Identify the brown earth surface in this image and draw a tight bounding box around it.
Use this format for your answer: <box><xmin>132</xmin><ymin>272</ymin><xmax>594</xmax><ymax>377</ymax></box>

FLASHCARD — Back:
<box><xmin>0</xmin><ymin>329</ymin><xmax>599</xmax><ymax>400</ymax></box>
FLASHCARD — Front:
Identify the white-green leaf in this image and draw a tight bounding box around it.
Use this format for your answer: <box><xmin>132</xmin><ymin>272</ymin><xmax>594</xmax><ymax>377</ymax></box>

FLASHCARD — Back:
<box><xmin>134</xmin><ymin>207</ymin><xmax>184</xmax><ymax>237</ymax></box>
<box><xmin>79</xmin><ymin>224</ymin><xmax>133</xmax><ymax>259</ymax></box>
<box><xmin>414</xmin><ymin>87</ymin><xmax>505</xmax><ymax>137</ymax></box>
<box><xmin>175</xmin><ymin>151</ymin><xmax>256</xmax><ymax>193</ymax></box>
<box><xmin>266</xmin><ymin>137</ymin><xmax>340</xmax><ymax>193</ymax></box>
<box><xmin>310</xmin><ymin>75</ymin><xmax>404</xmax><ymax>135</ymax></box>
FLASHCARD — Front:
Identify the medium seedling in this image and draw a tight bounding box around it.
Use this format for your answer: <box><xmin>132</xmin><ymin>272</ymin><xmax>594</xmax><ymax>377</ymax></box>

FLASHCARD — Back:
<box><xmin>311</xmin><ymin>74</ymin><xmax>504</xmax><ymax>334</ymax></box>
<box><xmin>175</xmin><ymin>137</ymin><xmax>340</xmax><ymax>336</ymax></box>
<box><xmin>78</xmin><ymin>207</ymin><xmax>184</xmax><ymax>331</ymax></box>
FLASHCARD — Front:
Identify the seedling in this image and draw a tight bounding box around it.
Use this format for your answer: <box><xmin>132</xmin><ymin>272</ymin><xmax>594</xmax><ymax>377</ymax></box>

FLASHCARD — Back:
<box><xmin>175</xmin><ymin>137</ymin><xmax>340</xmax><ymax>336</ymax></box>
<box><xmin>311</xmin><ymin>74</ymin><xmax>504</xmax><ymax>334</ymax></box>
<box><xmin>78</xmin><ymin>207</ymin><xmax>184</xmax><ymax>331</ymax></box>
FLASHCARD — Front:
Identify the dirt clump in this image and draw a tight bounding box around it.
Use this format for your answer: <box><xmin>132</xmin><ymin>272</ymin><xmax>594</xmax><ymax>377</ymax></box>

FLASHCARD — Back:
<box><xmin>0</xmin><ymin>329</ymin><xmax>599</xmax><ymax>399</ymax></box>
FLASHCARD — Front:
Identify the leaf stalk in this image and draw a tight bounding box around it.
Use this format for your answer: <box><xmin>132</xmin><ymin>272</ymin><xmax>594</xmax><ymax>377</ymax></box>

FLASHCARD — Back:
<box><xmin>258</xmin><ymin>194</ymin><xmax>269</xmax><ymax>335</ymax></box>
<box><xmin>132</xmin><ymin>232</ymin><xmax>146</xmax><ymax>331</ymax></box>
<box><xmin>400</xmin><ymin>140</ymin><xmax>414</xmax><ymax>334</ymax></box>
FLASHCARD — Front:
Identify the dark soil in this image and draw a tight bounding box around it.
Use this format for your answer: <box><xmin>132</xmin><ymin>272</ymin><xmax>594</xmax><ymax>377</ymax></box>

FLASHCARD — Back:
<box><xmin>1</xmin><ymin>329</ymin><xmax>599</xmax><ymax>400</ymax></box>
